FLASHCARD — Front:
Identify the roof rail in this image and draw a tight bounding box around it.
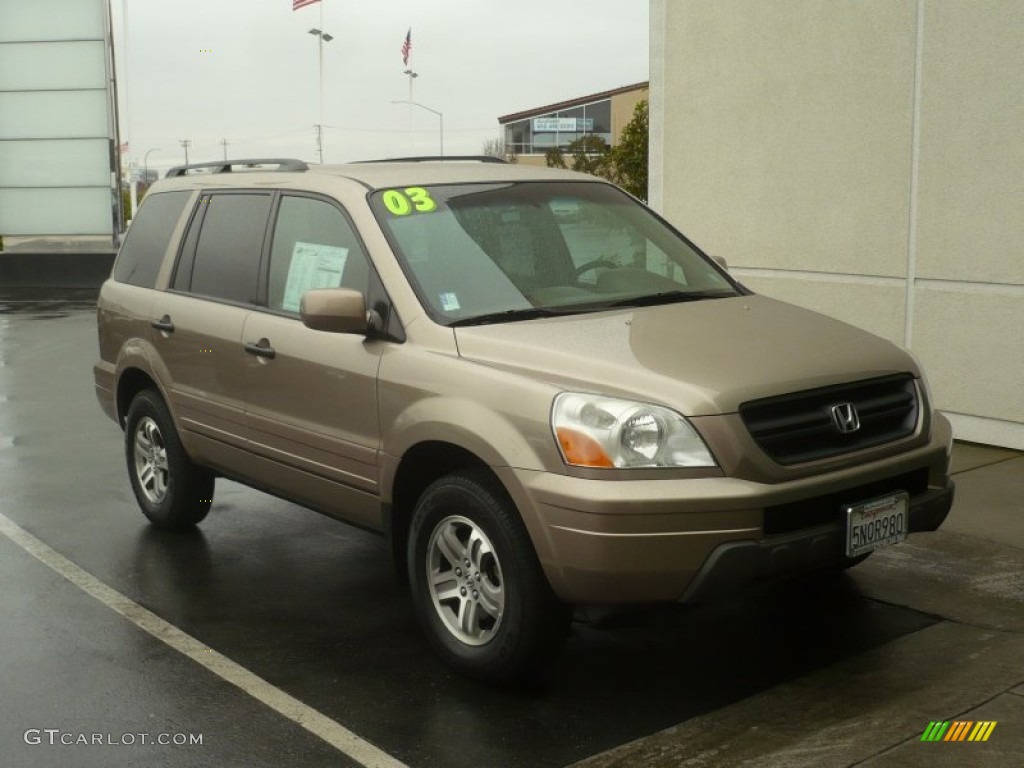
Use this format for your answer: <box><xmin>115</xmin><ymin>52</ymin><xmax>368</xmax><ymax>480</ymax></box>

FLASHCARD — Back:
<box><xmin>165</xmin><ymin>159</ymin><xmax>309</xmax><ymax>177</ymax></box>
<box><xmin>353</xmin><ymin>155</ymin><xmax>507</xmax><ymax>164</ymax></box>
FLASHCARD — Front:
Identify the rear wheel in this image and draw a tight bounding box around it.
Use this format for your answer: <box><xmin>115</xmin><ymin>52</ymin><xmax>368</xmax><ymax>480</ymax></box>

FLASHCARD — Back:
<box><xmin>408</xmin><ymin>471</ymin><xmax>570</xmax><ymax>683</ymax></box>
<box><xmin>124</xmin><ymin>389</ymin><xmax>214</xmax><ymax>529</ymax></box>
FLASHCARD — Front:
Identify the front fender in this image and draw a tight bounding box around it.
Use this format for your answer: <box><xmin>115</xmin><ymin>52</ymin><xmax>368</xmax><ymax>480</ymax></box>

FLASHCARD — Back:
<box><xmin>382</xmin><ymin>395</ymin><xmax>550</xmax><ymax>472</ymax></box>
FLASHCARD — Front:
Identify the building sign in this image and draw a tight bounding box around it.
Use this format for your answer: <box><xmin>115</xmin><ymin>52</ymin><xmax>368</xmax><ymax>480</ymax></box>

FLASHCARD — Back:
<box><xmin>532</xmin><ymin>117</ymin><xmax>594</xmax><ymax>133</ymax></box>
<box><xmin>0</xmin><ymin>0</ymin><xmax>119</xmax><ymax>236</ymax></box>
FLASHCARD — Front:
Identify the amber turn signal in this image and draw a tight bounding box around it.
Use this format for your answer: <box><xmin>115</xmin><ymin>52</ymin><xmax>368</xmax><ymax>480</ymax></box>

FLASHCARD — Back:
<box><xmin>556</xmin><ymin>427</ymin><xmax>615</xmax><ymax>468</ymax></box>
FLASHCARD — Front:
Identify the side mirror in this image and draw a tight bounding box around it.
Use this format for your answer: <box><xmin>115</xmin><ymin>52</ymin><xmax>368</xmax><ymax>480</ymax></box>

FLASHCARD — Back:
<box><xmin>300</xmin><ymin>288</ymin><xmax>368</xmax><ymax>334</ymax></box>
<box><xmin>710</xmin><ymin>255</ymin><xmax>729</xmax><ymax>271</ymax></box>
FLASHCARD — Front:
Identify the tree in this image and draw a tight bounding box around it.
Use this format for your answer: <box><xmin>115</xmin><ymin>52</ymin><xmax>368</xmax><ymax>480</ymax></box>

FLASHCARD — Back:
<box><xmin>545</xmin><ymin>134</ymin><xmax>612</xmax><ymax>180</ymax></box>
<box><xmin>482</xmin><ymin>137</ymin><xmax>516</xmax><ymax>163</ymax></box>
<box><xmin>544</xmin><ymin>99</ymin><xmax>649</xmax><ymax>201</ymax></box>
<box><xmin>611</xmin><ymin>99</ymin><xmax>649</xmax><ymax>201</ymax></box>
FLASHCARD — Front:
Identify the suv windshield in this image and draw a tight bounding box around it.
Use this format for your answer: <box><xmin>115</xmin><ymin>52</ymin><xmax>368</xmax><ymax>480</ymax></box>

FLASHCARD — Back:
<box><xmin>369</xmin><ymin>181</ymin><xmax>739</xmax><ymax>325</ymax></box>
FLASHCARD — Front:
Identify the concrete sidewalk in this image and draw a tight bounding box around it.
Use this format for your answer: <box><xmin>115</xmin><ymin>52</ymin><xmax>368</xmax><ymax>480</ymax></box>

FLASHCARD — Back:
<box><xmin>574</xmin><ymin>443</ymin><xmax>1024</xmax><ymax>768</ymax></box>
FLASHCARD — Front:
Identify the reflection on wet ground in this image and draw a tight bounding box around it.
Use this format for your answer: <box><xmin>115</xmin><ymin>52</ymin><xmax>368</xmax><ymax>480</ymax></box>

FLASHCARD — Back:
<box><xmin>0</xmin><ymin>288</ymin><xmax>99</xmax><ymax>317</ymax></box>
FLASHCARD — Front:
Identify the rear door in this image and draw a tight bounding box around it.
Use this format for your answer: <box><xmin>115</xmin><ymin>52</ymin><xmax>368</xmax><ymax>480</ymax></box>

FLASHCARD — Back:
<box><xmin>153</xmin><ymin>191</ymin><xmax>272</xmax><ymax>455</ymax></box>
<box><xmin>241</xmin><ymin>193</ymin><xmax>384</xmax><ymax>527</ymax></box>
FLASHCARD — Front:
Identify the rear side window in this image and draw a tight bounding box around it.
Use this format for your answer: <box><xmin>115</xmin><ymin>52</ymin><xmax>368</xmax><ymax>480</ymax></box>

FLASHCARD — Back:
<box><xmin>112</xmin><ymin>191</ymin><xmax>191</xmax><ymax>287</ymax></box>
<box><xmin>187</xmin><ymin>193</ymin><xmax>273</xmax><ymax>304</ymax></box>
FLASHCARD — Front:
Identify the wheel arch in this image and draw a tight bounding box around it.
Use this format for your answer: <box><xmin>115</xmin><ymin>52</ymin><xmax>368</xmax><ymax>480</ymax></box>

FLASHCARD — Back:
<box><xmin>116</xmin><ymin>367</ymin><xmax>162</xmax><ymax>428</ymax></box>
<box><xmin>386</xmin><ymin>441</ymin><xmax>508</xmax><ymax>584</ymax></box>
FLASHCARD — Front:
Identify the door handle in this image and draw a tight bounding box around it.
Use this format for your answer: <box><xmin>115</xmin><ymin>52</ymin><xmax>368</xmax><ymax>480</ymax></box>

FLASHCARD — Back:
<box><xmin>151</xmin><ymin>315</ymin><xmax>175</xmax><ymax>333</ymax></box>
<box><xmin>244</xmin><ymin>339</ymin><xmax>276</xmax><ymax>359</ymax></box>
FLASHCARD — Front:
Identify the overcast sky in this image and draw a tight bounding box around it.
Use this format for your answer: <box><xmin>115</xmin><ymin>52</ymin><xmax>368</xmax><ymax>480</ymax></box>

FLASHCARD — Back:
<box><xmin>110</xmin><ymin>0</ymin><xmax>649</xmax><ymax>173</ymax></box>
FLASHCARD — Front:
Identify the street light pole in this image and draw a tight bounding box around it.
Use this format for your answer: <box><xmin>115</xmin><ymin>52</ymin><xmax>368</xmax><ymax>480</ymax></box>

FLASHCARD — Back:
<box><xmin>143</xmin><ymin>148</ymin><xmax>159</xmax><ymax>182</ymax></box>
<box><xmin>402</xmin><ymin>69</ymin><xmax>418</xmax><ymax>150</ymax></box>
<box><xmin>308</xmin><ymin>21</ymin><xmax>334</xmax><ymax>163</ymax></box>
<box><xmin>391</xmin><ymin>100</ymin><xmax>443</xmax><ymax>158</ymax></box>
<box><xmin>179</xmin><ymin>139</ymin><xmax>191</xmax><ymax>166</ymax></box>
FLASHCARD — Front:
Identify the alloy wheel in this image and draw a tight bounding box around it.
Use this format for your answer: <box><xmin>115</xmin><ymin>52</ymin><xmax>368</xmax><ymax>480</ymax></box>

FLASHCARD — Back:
<box><xmin>426</xmin><ymin>514</ymin><xmax>505</xmax><ymax>646</ymax></box>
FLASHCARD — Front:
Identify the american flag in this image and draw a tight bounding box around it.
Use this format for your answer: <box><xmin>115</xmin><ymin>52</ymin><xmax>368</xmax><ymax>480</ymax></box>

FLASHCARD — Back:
<box><xmin>401</xmin><ymin>28</ymin><xmax>412</xmax><ymax>66</ymax></box>
<box><xmin>293</xmin><ymin>0</ymin><xmax>319</xmax><ymax>10</ymax></box>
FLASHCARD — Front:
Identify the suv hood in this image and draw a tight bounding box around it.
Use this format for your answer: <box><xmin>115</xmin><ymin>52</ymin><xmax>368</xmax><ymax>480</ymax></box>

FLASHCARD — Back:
<box><xmin>453</xmin><ymin>295</ymin><xmax>919</xmax><ymax>416</ymax></box>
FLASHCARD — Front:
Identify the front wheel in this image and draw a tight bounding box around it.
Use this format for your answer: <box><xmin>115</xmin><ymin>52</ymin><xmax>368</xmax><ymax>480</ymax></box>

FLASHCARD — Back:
<box><xmin>124</xmin><ymin>389</ymin><xmax>214</xmax><ymax>530</ymax></box>
<box><xmin>407</xmin><ymin>471</ymin><xmax>570</xmax><ymax>683</ymax></box>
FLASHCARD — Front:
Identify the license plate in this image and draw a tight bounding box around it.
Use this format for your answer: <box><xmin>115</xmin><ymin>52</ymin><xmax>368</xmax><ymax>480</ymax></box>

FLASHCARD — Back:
<box><xmin>844</xmin><ymin>492</ymin><xmax>908</xmax><ymax>558</ymax></box>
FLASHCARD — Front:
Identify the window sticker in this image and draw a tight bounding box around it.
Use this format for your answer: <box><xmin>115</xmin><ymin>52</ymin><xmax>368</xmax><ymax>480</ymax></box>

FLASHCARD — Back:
<box><xmin>382</xmin><ymin>187</ymin><xmax>437</xmax><ymax>216</ymax></box>
<box><xmin>439</xmin><ymin>292</ymin><xmax>460</xmax><ymax>311</ymax></box>
<box><xmin>282</xmin><ymin>241</ymin><xmax>349</xmax><ymax>312</ymax></box>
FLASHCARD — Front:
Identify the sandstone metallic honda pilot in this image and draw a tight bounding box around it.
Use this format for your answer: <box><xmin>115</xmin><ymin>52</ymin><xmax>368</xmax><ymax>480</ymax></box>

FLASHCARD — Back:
<box><xmin>95</xmin><ymin>158</ymin><xmax>955</xmax><ymax>681</ymax></box>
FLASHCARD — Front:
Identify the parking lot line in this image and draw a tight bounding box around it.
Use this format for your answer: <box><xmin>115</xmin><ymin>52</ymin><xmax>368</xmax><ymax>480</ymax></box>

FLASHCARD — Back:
<box><xmin>0</xmin><ymin>511</ymin><xmax>408</xmax><ymax>768</ymax></box>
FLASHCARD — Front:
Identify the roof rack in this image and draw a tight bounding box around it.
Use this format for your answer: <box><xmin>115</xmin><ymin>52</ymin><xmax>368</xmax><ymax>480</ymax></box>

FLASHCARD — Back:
<box><xmin>353</xmin><ymin>155</ymin><xmax>507</xmax><ymax>164</ymax></box>
<box><xmin>165</xmin><ymin>158</ymin><xmax>309</xmax><ymax>178</ymax></box>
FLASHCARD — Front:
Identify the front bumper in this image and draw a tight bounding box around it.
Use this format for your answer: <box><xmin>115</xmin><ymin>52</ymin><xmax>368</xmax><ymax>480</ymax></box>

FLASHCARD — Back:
<box><xmin>679</xmin><ymin>482</ymin><xmax>952</xmax><ymax>603</ymax></box>
<box><xmin>502</xmin><ymin>416</ymin><xmax>954</xmax><ymax>606</ymax></box>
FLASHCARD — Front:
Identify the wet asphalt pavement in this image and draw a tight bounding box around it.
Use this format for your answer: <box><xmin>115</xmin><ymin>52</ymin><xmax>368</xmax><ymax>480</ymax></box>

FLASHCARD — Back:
<box><xmin>0</xmin><ymin>290</ymin><xmax>951</xmax><ymax>767</ymax></box>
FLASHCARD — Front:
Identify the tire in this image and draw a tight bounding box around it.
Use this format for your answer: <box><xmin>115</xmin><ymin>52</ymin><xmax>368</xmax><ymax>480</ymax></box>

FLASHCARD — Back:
<box><xmin>407</xmin><ymin>471</ymin><xmax>571</xmax><ymax>683</ymax></box>
<box><xmin>124</xmin><ymin>389</ymin><xmax>214</xmax><ymax>530</ymax></box>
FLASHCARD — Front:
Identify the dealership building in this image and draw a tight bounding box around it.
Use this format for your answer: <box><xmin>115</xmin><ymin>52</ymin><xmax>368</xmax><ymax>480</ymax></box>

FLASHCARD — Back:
<box><xmin>499</xmin><ymin>82</ymin><xmax>648</xmax><ymax>166</ymax></box>
<box><xmin>649</xmin><ymin>1</ymin><xmax>1022</xmax><ymax>449</ymax></box>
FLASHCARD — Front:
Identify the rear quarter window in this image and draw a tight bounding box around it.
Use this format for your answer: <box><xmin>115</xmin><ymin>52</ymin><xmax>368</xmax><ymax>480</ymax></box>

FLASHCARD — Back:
<box><xmin>112</xmin><ymin>191</ymin><xmax>191</xmax><ymax>288</ymax></box>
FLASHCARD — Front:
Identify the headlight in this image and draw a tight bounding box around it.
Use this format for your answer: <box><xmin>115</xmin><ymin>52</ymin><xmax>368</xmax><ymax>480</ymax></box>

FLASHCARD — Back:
<box><xmin>552</xmin><ymin>393</ymin><xmax>716</xmax><ymax>468</ymax></box>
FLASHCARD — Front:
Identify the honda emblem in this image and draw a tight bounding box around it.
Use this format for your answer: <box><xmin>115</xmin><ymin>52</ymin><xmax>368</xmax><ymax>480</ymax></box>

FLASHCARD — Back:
<box><xmin>830</xmin><ymin>402</ymin><xmax>861</xmax><ymax>434</ymax></box>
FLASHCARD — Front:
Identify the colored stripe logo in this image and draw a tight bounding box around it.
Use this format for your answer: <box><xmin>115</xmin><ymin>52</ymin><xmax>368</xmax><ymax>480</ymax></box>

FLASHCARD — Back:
<box><xmin>921</xmin><ymin>720</ymin><xmax>996</xmax><ymax>742</ymax></box>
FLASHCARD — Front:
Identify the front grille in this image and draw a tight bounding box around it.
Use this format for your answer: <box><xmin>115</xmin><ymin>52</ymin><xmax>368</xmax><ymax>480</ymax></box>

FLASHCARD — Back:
<box><xmin>763</xmin><ymin>468</ymin><xmax>929</xmax><ymax>536</ymax></box>
<box><xmin>740</xmin><ymin>374</ymin><xmax>919</xmax><ymax>465</ymax></box>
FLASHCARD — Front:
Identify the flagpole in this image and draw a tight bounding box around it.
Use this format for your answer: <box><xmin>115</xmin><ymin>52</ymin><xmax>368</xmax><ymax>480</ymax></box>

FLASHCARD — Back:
<box><xmin>402</xmin><ymin>29</ymin><xmax>416</xmax><ymax>153</ymax></box>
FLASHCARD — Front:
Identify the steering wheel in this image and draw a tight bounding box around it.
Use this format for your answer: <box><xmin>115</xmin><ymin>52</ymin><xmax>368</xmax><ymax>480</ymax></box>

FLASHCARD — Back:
<box><xmin>573</xmin><ymin>259</ymin><xmax>618</xmax><ymax>279</ymax></box>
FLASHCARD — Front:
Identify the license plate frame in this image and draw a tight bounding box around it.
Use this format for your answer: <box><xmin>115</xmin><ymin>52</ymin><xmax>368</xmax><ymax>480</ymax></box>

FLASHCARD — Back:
<box><xmin>844</xmin><ymin>492</ymin><xmax>909</xmax><ymax>558</ymax></box>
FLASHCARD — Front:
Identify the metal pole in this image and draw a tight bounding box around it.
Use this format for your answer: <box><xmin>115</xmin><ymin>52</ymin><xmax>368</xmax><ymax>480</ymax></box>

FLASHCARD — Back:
<box><xmin>143</xmin><ymin>148</ymin><xmax>158</xmax><ymax>181</ymax></box>
<box><xmin>318</xmin><ymin>3</ymin><xmax>324</xmax><ymax>163</ymax></box>
<box><xmin>105</xmin><ymin>0</ymin><xmax>125</xmax><ymax>242</ymax></box>
<box><xmin>390</xmin><ymin>100</ymin><xmax>442</xmax><ymax>158</ymax></box>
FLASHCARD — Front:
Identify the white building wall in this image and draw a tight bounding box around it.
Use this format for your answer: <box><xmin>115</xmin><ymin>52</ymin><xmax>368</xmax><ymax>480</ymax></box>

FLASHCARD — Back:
<box><xmin>650</xmin><ymin>0</ymin><xmax>1024</xmax><ymax>449</ymax></box>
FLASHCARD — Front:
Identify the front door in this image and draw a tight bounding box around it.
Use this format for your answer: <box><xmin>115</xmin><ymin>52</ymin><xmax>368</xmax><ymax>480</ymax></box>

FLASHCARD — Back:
<box><xmin>242</xmin><ymin>194</ymin><xmax>383</xmax><ymax>528</ymax></box>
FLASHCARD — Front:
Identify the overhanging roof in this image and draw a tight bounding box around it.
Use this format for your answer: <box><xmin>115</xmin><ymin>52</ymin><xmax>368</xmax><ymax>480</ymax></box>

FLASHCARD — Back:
<box><xmin>497</xmin><ymin>81</ymin><xmax>649</xmax><ymax>125</ymax></box>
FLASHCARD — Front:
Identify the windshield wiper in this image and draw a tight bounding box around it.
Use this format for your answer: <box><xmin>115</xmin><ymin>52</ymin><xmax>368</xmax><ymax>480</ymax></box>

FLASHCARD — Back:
<box><xmin>449</xmin><ymin>306</ymin><xmax>586</xmax><ymax>327</ymax></box>
<box><xmin>606</xmin><ymin>289</ymin><xmax>736</xmax><ymax>308</ymax></box>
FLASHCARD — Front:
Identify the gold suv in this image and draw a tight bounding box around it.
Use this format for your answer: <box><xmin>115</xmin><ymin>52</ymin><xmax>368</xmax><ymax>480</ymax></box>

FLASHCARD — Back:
<box><xmin>95</xmin><ymin>158</ymin><xmax>954</xmax><ymax>681</ymax></box>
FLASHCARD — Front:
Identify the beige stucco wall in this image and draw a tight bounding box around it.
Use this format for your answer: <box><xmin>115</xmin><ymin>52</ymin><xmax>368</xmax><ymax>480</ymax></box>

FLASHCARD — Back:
<box><xmin>651</xmin><ymin>0</ymin><xmax>1024</xmax><ymax>449</ymax></box>
<box><xmin>611</xmin><ymin>87</ymin><xmax>649</xmax><ymax>145</ymax></box>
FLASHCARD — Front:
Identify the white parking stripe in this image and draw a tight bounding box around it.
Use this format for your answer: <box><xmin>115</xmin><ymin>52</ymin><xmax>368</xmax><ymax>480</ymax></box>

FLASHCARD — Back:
<box><xmin>0</xmin><ymin>512</ymin><xmax>408</xmax><ymax>768</ymax></box>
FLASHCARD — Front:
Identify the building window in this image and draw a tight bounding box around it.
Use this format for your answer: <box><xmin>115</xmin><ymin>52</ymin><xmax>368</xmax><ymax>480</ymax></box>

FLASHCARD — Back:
<box><xmin>505</xmin><ymin>98</ymin><xmax>613</xmax><ymax>155</ymax></box>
